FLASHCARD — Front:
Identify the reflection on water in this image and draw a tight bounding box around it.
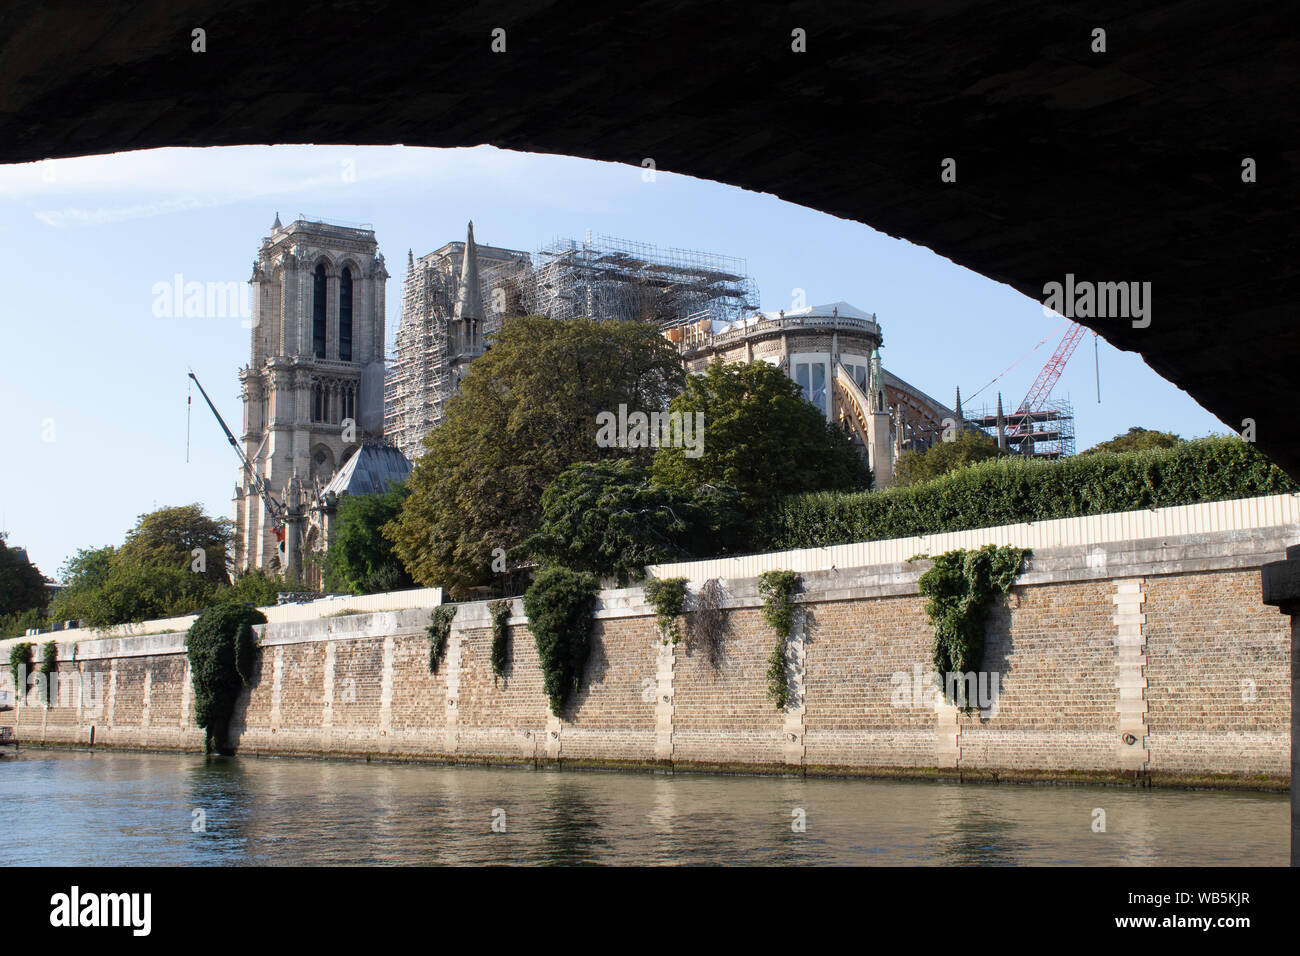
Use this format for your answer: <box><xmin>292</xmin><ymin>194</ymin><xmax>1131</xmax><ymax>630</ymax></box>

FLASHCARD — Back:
<box><xmin>0</xmin><ymin>749</ymin><xmax>1287</xmax><ymax>866</ymax></box>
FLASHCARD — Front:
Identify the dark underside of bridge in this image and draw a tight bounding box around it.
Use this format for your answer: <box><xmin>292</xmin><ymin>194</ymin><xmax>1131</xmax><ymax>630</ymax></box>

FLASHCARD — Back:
<box><xmin>1</xmin><ymin>1</ymin><xmax>1295</xmax><ymax>472</ymax></box>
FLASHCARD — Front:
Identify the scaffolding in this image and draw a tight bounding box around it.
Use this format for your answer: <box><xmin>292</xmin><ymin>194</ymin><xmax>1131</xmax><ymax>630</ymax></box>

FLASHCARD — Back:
<box><xmin>524</xmin><ymin>234</ymin><xmax>758</xmax><ymax>329</ymax></box>
<box><xmin>965</xmin><ymin>397</ymin><xmax>1077</xmax><ymax>459</ymax></box>
<box><xmin>384</xmin><ymin>232</ymin><xmax>759</xmax><ymax>460</ymax></box>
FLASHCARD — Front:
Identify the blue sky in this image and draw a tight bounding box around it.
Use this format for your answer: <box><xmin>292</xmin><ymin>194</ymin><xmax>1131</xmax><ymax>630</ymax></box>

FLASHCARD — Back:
<box><xmin>0</xmin><ymin>145</ymin><xmax>1226</xmax><ymax>579</ymax></box>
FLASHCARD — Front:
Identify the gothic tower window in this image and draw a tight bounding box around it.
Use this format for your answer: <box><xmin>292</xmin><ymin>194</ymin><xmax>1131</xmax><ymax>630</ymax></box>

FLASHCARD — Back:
<box><xmin>311</xmin><ymin>382</ymin><xmax>323</xmax><ymax>423</ymax></box>
<box><xmin>341</xmin><ymin>384</ymin><xmax>353</xmax><ymax>423</ymax></box>
<box><xmin>313</xmin><ymin>263</ymin><xmax>327</xmax><ymax>358</ymax></box>
<box><xmin>339</xmin><ymin>267</ymin><xmax>353</xmax><ymax>362</ymax></box>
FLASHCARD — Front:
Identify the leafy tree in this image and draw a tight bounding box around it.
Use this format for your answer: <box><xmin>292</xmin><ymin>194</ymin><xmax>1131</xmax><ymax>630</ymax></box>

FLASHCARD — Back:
<box><xmin>49</xmin><ymin>546</ymin><xmax>117</xmax><ymax>622</ymax></box>
<box><xmin>119</xmin><ymin>503</ymin><xmax>233</xmax><ymax>586</ymax></box>
<box><xmin>0</xmin><ymin>532</ymin><xmax>48</xmax><ymax>617</ymax></box>
<box><xmin>519</xmin><ymin>460</ymin><xmax>744</xmax><ymax>583</ymax></box>
<box><xmin>75</xmin><ymin>559</ymin><xmax>214</xmax><ymax>628</ymax></box>
<box><xmin>1081</xmin><ymin>426</ymin><xmax>1183</xmax><ymax>456</ymax></box>
<box><xmin>386</xmin><ymin>316</ymin><xmax>685</xmax><ymax>597</ymax></box>
<box><xmin>0</xmin><ymin>607</ymin><xmax>47</xmax><ymax>641</ymax></box>
<box><xmin>893</xmin><ymin>429</ymin><xmax>1002</xmax><ymax>486</ymax></box>
<box><xmin>322</xmin><ymin>484</ymin><xmax>415</xmax><ymax>594</ymax></box>
<box><xmin>650</xmin><ymin>360</ymin><xmax>868</xmax><ymax>513</ymax></box>
<box><xmin>210</xmin><ymin>570</ymin><xmax>283</xmax><ymax>609</ymax></box>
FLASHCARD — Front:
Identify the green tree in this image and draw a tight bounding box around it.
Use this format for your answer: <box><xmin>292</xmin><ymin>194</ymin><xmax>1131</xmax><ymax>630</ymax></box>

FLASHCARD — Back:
<box><xmin>893</xmin><ymin>429</ymin><xmax>1002</xmax><ymax>486</ymax></box>
<box><xmin>650</xmin><ymin>360</ymin><xmax>868</xmax><ymax>513</ymax></box>
<box><xmin>519</xmin><ymin>459</ymin><xmax>744</xmax><ymax>583</ymax></box>
<box><xmin>1081</xmin><ymin>426</ymin><xmax>1184</xmax><ymax>455</ymax></box>
<box><xmin>75</xmin><ymin>558</ymin><xmax>214</xmax><ymax>628</ymax></box>
<box><xmin>210</xmin><ymin>570</ymin><xmax>283</xmax><ymax>609</ymax></box>
<box><xmin>48</xmin><ymin>546</ymin><xmax>117</xmax><ymax>623</ymax></box>
<box><xmin>323</xmin><ymin>484</ymin><xmax>415</xmax><ymax>594</ymax></box>
<box><xmin>0</xmin><ymin>533</ymin><xmax>48</xmax><ymax>617</ymax></box>
<box><xmin>119</xmin><ymin>503</ymin><xmax>233</xmax><ymax>586</ymax></box>
<box><xmin>386</xmin><ymin>316</ymin><xmax>685</xmax><ymax>597</ymax></box>
<box><xmin>0</xmin><ymin>607</ymin><xmax>47</xmax><ymax>641</ymax></box>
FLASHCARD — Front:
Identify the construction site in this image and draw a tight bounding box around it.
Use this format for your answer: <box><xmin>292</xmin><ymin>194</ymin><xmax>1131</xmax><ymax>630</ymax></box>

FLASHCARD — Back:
<box><xmin>384</xmin><ymin>227</ymin><xmax>760</xmax><ymax>460</ymax></box>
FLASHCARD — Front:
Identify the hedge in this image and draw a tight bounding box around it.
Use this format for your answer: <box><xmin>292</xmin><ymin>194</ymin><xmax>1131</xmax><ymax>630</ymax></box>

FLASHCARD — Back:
<box><xmin>758</xmin><ymin>437</ymin><xmax>1297</xmax><ymax>551</ymax></box>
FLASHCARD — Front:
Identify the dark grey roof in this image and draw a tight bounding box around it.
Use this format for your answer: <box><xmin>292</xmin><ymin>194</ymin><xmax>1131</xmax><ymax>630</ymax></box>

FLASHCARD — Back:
<box><xmin>322</xmin><ymin>443</ymin><xmax>412</xmax><ymax>498</ymax></box>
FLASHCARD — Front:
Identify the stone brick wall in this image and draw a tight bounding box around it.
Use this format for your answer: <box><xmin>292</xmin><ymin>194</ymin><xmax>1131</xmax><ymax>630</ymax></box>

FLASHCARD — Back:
<box><xmin>1</xmin><ymin>528</ymin><xmax>1292</xmax><ymax>785</ymax></box>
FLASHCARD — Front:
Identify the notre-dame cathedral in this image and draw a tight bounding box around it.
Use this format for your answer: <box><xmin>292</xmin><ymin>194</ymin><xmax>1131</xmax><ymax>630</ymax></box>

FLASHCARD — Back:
<box><xmin>232</xmin><ymin>215</ymin><xmax>407</xmax><ymax>583</ymax></box>
<box><xmin>233</xmin><ymin>213</ymin><xmax>988</xmax><ymax>584</ymax></box>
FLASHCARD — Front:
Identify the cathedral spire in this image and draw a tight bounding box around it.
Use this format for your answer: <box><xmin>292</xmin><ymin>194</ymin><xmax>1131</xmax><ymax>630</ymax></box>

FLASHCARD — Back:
<box><xmin>273</xmin><ymin>211</ymin><xmax>282</xmax><ymax>230</ymax></box>
<box><xmin>954</xmin><ymin>386</ymin><xmax>963</xmax><ymax>420</ymax></box>
<box><xmin>453</xmin><ymin>221</ymin><xmax>484</xmax><ymax>325</ymax></box>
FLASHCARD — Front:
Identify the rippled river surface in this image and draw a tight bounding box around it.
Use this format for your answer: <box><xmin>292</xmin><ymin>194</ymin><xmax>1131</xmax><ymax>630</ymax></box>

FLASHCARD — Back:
<box><xmin>0</xmin><ymin>749</ymin><xmax>1287</xmax><ymax>866</ymax></box>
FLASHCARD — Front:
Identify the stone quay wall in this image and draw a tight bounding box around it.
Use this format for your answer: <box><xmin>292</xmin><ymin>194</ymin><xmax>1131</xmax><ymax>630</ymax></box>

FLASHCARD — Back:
<box><xmin>2</xmin><ymin>506</ymin><xmax>1294</xmax><ymax>787</ymax></box>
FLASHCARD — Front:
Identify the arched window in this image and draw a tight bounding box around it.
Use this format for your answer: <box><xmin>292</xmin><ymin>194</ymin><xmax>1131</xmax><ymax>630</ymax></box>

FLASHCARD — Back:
<box><xmin>311</xmin><ymin>383</ymin><xmax>323</xmax><ymax>422</ymax></box>
<box><xmin>312</xmin><ymin>263</ymin><xmax>327</xmax><ymax>358</ymax></box>
<box><xmin>339</xmin><ymin>267</ymin><xmax>353</xmax><ymax>362</ymax></box>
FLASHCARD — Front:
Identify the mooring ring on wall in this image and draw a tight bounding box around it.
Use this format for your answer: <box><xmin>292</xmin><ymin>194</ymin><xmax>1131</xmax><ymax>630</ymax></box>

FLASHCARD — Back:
<box><xmin>1121</xmin><ymin>733</ymin><xmax>1137</xmax><ymax>745</ymax></box>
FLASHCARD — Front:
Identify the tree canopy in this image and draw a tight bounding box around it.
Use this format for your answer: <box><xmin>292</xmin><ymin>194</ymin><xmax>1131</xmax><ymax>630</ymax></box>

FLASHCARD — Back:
<box><xmin>119</xmin><ymin>503</ymin><xmax>232</xmax><ymax>585</ymax></box>
<box><xmin>385</xmin><ymin>316</ymin><xmax>685</xmax><ymax>597</ymax></box>
<box><xmin>893</xmin><ymin>429</ymin><xmax>1002</xmax><ymax>486</ymax></box>
<box><xmin>0</xmin><ymin>532</ymin><xmax>48</xmax><ymax>618</ymax></box>
<box><xmin>46</xmin><ymin>505</ymin><xmax>241</xmax><ymax>628</ymax></box>
<box><xmin>518</xmin><ymin>459</ymin><xmax>745</xmax><ymax>583</ymax></box>
<box><xmin>1080</xmin><ymin>426</ymin><xmax>1184</xmax><ymax>455</ymax></box>
<box><xmin>650</xmin><ymin>360</ymin><xmax>868</xmax><ymax>513</ymax></box>
<box><xmin>322</xmin><ymin>483</ymin><xmax>415</xmax><ymax>594</ymax></box>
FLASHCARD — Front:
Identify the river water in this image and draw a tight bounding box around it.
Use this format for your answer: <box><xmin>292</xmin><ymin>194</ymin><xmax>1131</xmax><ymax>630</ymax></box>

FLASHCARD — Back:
<box><xmin>0</xmin><ymin>749</ymin><xmax>1287</xmax><ymax>866</ymax></box>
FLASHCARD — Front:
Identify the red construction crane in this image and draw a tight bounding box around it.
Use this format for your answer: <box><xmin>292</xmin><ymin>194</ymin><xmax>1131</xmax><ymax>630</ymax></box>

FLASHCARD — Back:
<box><xmin>1006</xmin><ymin>322</ymin><xmax>1089</xmax><ymax>437</ymax></box>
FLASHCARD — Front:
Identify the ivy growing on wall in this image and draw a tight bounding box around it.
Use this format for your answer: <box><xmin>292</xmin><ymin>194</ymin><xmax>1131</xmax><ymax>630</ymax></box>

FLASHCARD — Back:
<box><xmin>523</xmin><ymin>566</ymin><xmax>599</xmax><ymax>717</ymax></box>
<box><xmin>643</xmin><ymin>577</ymin><xmax>689</xmax><ymax>645</ymax></box>
<box><xmin>917</xmin><ymin>544</ymin><xmax>1029</xmax><ymax>709</ymax></box>
<box><xmin>489</xmin><ymin>599</ymin><xmax>512</xmax><ymax>686</ymax></box>
<box><xmin>39</xmin><ymin>641</ymin><xmax>57</xmax><ymax>704</ymax></box>
<box><xmin>8</xmin><ymin>642</ymin><xmax>32</xmax><ymax>703</ymax></box>
<box><xmin>186</xmin><ymin>604</ymin><xmax>265</xmax><ymax>754</ymax></box>
<box><xmin>427</xmin><ymin>605</ymin><xmax>457</xmax><ymax>675</ymax></box>
<box><xmin>757</xmin><ymin>570</ymin><xmax>799</xmax><ymax>710</ymax></box>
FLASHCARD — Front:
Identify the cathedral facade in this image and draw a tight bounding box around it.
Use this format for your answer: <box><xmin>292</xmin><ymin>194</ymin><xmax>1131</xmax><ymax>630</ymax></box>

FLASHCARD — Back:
<box><xmin>232</xmin><ymin>215</ymin><xmax>395</xmax><ymax>579</ymax></box>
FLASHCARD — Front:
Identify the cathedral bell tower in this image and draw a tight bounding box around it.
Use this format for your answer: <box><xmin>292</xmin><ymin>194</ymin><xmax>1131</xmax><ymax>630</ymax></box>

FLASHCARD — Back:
<box><xmin>232</xmin><ymin>215</ymin><xmax>389</xmax><ymax>576</ymax></box>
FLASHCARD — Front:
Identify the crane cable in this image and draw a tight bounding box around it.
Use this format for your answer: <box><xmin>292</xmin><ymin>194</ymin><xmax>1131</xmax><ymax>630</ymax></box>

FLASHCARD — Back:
<box><xmin>965</xmin><ymin>317</ymin><xmax>1068</xmax><ymax>405</ymax></box>
<box><xmin>1094</xmin><ymin>332</ymin><xmax>1101</xmax><ymax>403</ymax></box>
<box><xmin>186</xmin><ymin>369</ymin><xmax>192</xmax><ymax>463</ymax></box>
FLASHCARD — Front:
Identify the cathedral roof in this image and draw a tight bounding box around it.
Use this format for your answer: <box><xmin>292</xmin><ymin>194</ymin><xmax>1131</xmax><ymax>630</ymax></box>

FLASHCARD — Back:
<box><xmin>759</xmin><ymin>301</ymin><xmax>875</xmax><ymax>322</ymax></box>
<box><xmin>321</xmin><ymin>443</ymin><xmax>412</xmax><ymax>499</ymax></box>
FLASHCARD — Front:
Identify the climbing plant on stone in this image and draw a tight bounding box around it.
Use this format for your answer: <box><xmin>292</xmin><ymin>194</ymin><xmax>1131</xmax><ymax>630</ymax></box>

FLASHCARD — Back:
<box><xmin>8</xmin><ymin>641</ymin><xmax>32</xmax><ymax>703</ymax></box>
<box><xmin>917</xmin><ymin>544</ymin><xmax>1029</xmax><ymax>709</ymax></box>
<box><xmin>757</xmin><ymin>570</ymin><xmax>799</xmax><ymax>710</ymax></box>
<box><xmin>186</xmin><ymin>603</ymin><xmax>265</xmax><ymax>753</ymax></box>
<box><xmin>643</xmin><ymin>576</ymin><xmax>689</xmax><ymax>645</ymax></box>
<box><xmin>489</xmin><ymin>599</ymin><xmax>511</xmax><ymax>686</ymax></box>
<box><xmin>39</xmin><ymin>641</ymin><xmax>57</xmax><ymax>704</ymax></box>
<box><xmin>426</xmin><ymin>605</ymin><xmax>457</xmax><ymax>674</ymax></box>
<box><xmin>523</xmin><ymin>565</ymin><xmax>599</xmax><ymax>717</ymax></box>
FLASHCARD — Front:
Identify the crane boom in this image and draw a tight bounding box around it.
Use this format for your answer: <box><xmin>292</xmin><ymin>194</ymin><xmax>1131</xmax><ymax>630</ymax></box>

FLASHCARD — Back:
<box><xmin>1007</xmin><ymin>322</ymin><xmax>1088</xmax><ymax>437</ymax></box>
<box><xmin>188</xmin><ymin>371</ymin><xmax>286</xmax><ymax>525</ymax></box>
